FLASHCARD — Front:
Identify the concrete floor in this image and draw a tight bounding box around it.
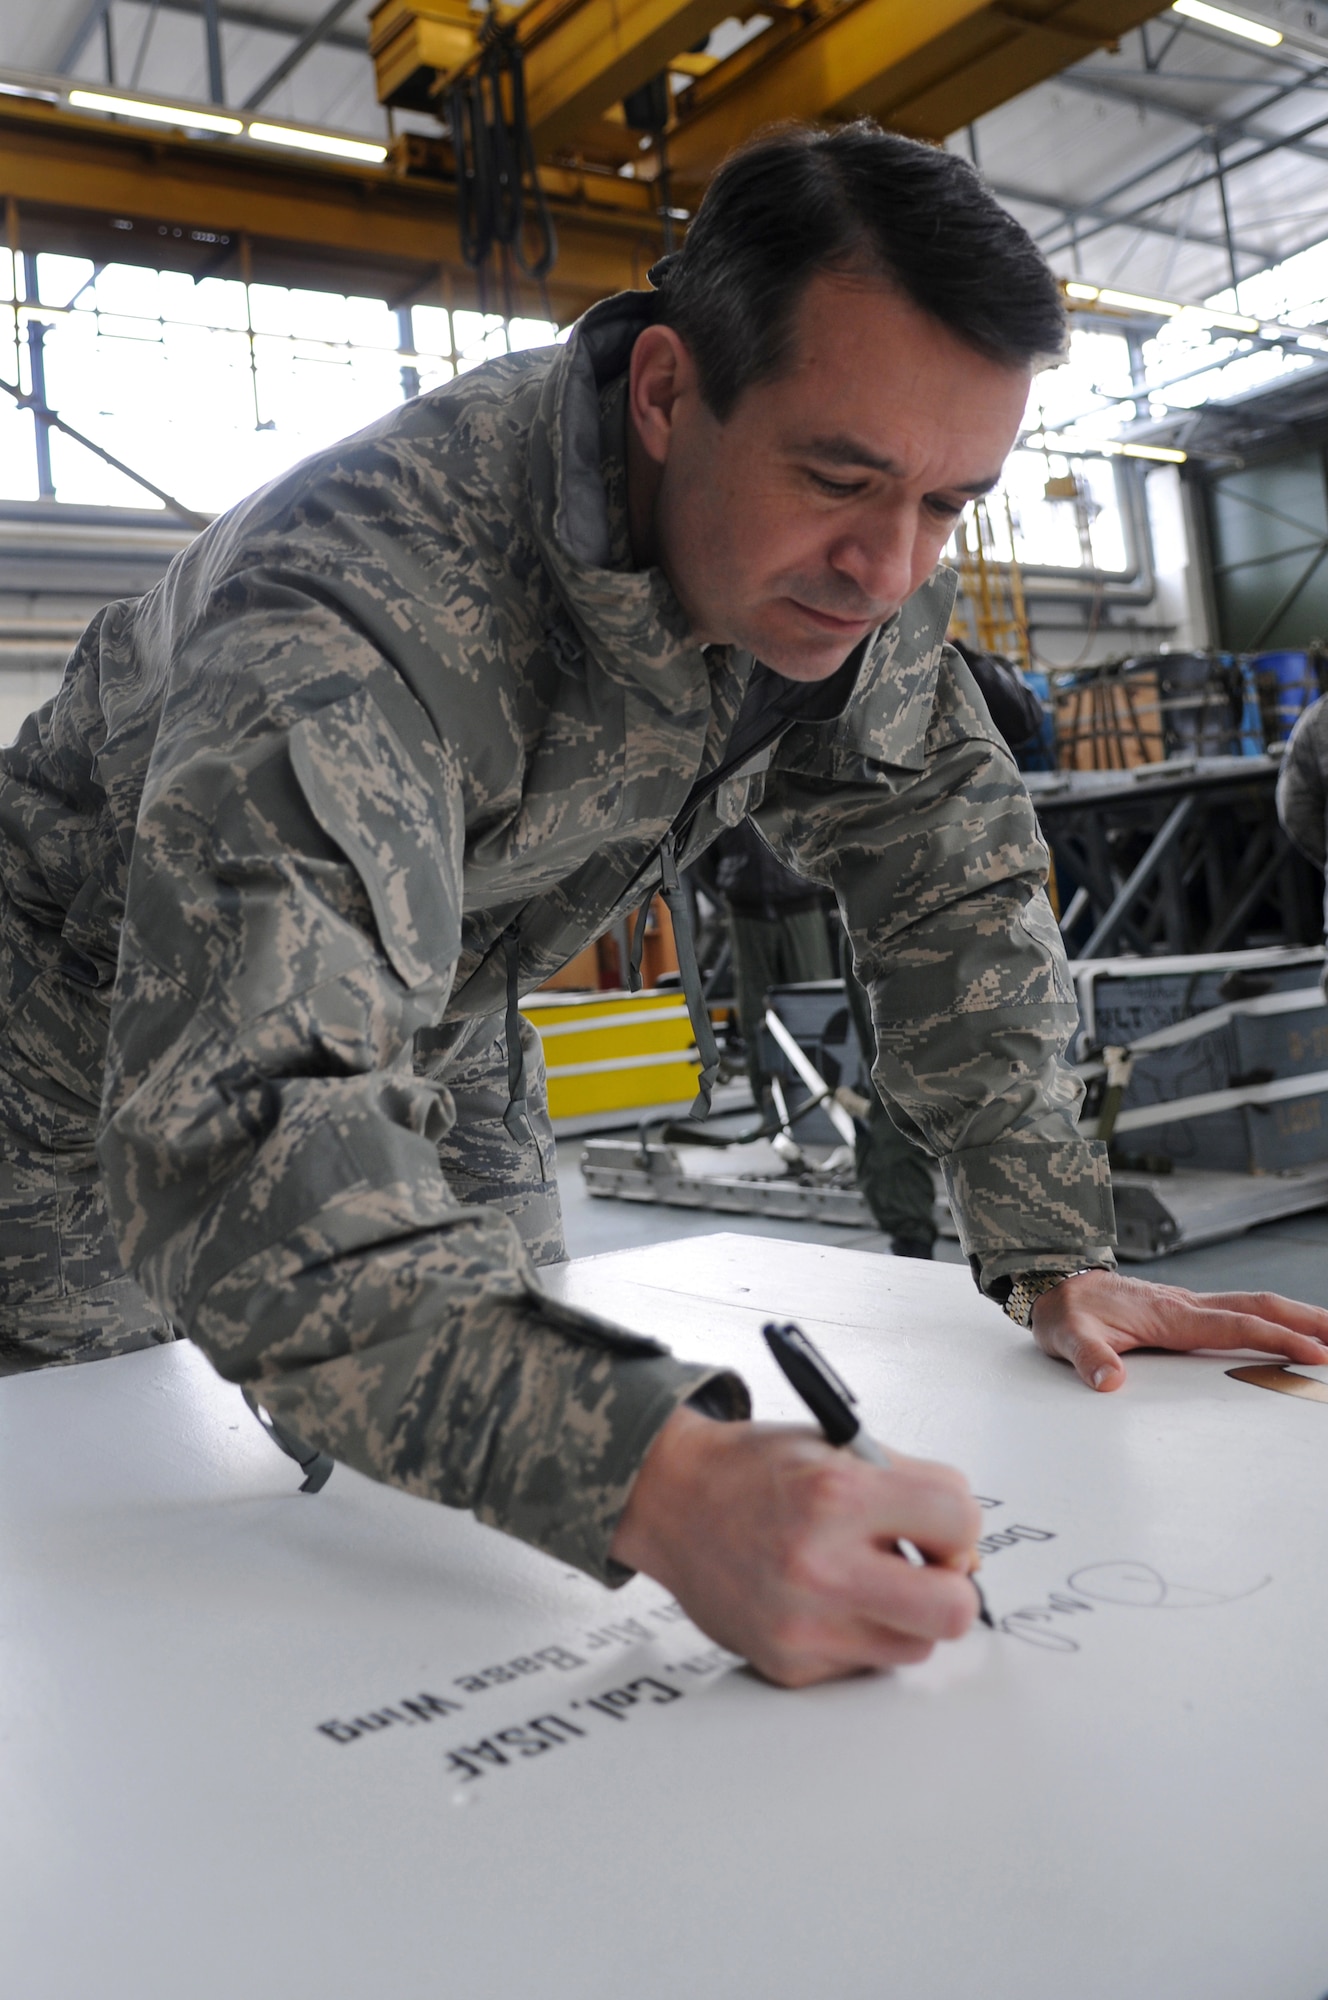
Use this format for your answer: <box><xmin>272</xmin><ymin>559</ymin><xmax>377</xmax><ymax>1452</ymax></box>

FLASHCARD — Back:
<box><xmin>556</xmin><ymin>1135</ymin><xmax>1328</xmax><ymax>1309</ymax></box>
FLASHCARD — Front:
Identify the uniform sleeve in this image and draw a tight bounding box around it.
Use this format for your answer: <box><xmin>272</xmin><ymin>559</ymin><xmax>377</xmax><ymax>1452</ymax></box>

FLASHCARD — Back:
<box><xmin>98</xmin><ymin>604</ymin><xmax>746</xmax><ymax>1581</ymax></box>
<box><xmin>1276</xmin><ymin>698</ymin><xmax>1328</xmax><ymax>871</ymax></box>
<box><xmin>752</xmin><ymin>675</ymin><xmax>1115</xmax><ymax>1298</ymax></box>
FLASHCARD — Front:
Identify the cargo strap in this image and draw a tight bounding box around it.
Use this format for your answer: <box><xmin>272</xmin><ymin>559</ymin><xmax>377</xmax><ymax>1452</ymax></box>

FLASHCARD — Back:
<box><xmin>623</xmin><ymin>838</ymin><xmax>719</xmax><ymax>1119</ymax></box>
<box><xmin>658</xmin><ymin>836</ymin><xmax>721</xmax><ymax>1120</ymax></box>
<box><xmin>1092</xmin><ymin>1046</ymin><xmax>1135</xmax><ymax>1147</ymax></box>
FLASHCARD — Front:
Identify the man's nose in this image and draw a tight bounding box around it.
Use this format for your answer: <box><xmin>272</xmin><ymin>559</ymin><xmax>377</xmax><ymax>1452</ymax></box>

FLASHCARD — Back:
<box><xmin>830</xmin><ymin>512</ymin><xmax>923</xmax><ymax>611</ymax></box>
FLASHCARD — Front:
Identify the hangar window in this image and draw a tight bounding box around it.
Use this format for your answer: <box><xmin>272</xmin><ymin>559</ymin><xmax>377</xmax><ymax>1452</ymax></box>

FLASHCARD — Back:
<box><xmin>1138</xmin><ymin>237</ymin><xmax>1328</xmax><ymax>414</ymax></box>
<box><xmin>958</xmin><ymin>328</ymin><xmax>1136</xmax><ymax>577</ymax></box>
<box><xmin>0</xmin><ymin>252</ymin><xmax>557</xmax><ymax>519</ymax></box>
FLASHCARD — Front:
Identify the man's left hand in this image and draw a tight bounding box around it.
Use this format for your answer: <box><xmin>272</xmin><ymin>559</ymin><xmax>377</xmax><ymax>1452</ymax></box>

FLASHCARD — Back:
<box><xmin>1031</xmin><ymin>1268</ymin><xmax>1328</xmax><ymax>1390</ymax></box>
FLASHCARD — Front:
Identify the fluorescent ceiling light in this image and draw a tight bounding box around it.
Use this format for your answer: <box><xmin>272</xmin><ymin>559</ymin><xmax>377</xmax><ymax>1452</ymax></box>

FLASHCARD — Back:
<box><xmin>247</xmin><ymin>121</ymin><xmax>387</xmax><ymax>163</ymax></box>
<box><xmin>1062</xmin><ymin>281</ymin><xmax>1264</xmax><ymax>337</ymax></box>
<box><xmin>1026</xmin><ymin>430</ymin><xmax>1187</xmax><ymax>464</ymax></box>
<box><xmin>1096</xmin><ymin>287</ymin><xmax>1184</xmax><ymax>317</ymax></box>
<box><xmin>1171</xmin><ymin>0</ymin><xmax>1283</xmax><ymax>46</ymax></box>
<box><xmin>69</xmin><ymin>88</ymin><xmax>242</xmax><ymax>135</ymax></box>
<box><xmin>64</xmin><ymin>89</ymin><xmax>387</xmax><ymax>163</ymax></box>
<box><xmin>1102</xmin><ymin>439</ymin><xmax>1189</xmax><ymax>463</ymax></box>
<box><xmin>1185</xmin><ymin>306</ymin><xmax>1261</xmax><ymax>332</ymax></box>
<box><xmin>0</xmin><ymin>79</ymin><xmax>59</xmax><ymax>103</ymax></box>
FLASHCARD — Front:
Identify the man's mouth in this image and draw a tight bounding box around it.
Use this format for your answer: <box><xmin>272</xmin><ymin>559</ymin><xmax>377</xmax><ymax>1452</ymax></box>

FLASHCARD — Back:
<box><xmin>787</xmin><ymin>599</ymin><xmax>878</xmax><ymax>635</ymax></box>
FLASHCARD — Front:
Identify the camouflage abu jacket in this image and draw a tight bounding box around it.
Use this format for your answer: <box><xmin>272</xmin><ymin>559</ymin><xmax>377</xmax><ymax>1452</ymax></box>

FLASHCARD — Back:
<box><xmin>1278</xmin><ymin>695</ymin><xmax>1328</xmax><ymax>875</ymax></box>
<box><xmin>0</xmin><ymin>288</ymin><xmax>1114</xmax><ymax>1579</ymax></box>
<box><xmin>1276</xmin><ymin>694</ymin><xmax>1328</xmax><ymax>986</ymax></box>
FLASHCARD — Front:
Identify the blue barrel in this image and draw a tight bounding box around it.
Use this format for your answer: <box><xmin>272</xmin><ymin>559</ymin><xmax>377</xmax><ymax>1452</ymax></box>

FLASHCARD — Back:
<box><xmin>1017</xmin><ymin>668</ymin><xmax>1056</xmax><ymax>771</ymax></box>
<box><xmin>1253</xmin><ymin>650</ymin><xmax>1317</xmax><ymax>744</ymax></box>
<box><xmin>1237</xmin><ymin>660</ymin><xmax>1264</xmax><ymax>755</ymax></box>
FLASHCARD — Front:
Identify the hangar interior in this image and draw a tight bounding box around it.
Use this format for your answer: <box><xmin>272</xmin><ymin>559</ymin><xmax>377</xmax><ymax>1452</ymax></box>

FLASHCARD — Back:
<box><xmin>2</xmin><ymin>0</ymin><xmax>1328</xmax><ymax>1296</ymax></box>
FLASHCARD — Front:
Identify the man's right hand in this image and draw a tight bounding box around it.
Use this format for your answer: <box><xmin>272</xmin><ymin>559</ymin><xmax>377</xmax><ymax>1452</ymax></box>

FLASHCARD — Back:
<box><xmin>609</xmin><ymin>1405</ymin><xmax>984</xmax><ymax>1687</ymax></box>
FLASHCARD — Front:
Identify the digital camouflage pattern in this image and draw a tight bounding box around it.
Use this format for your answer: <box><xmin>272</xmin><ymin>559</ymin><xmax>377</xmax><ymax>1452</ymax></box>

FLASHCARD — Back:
<box><xmin>0</xmin><ymin>286</ymin><xmax>1113</xmax><ymax>1573</ymax></box>
<box><xmin>750</xmin><ymin>637</ymin><xmax>1116</xmax><ymax>1287</ymax></box>
<box><xmin>0</xmin><ymin>1062</ymin><xmax>172</xmax><ymax>1374</ymax></box>
<box><xmin>1277</xmin><ymin>695</ymin><xmax>1328</xmax><ymax>992</ymax></box>
<box><xmin>1278</xmin><ymin>694</ymin><xmax>1328</xmax><ymax>847</ymax></box>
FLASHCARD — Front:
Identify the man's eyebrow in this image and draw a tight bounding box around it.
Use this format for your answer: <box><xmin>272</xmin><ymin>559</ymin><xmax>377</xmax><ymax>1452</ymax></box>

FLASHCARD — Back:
<box><xmin>799</xmin><ymin>436</ymin><xmax>1002</xmax><ymax>495</ymax></box>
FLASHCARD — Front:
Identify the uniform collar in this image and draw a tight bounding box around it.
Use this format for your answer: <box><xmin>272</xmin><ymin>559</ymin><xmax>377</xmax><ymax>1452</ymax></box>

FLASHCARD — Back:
<box><xmin>527</xmin><ymin>290</ymin><xmax>708</xmax><ymax>717</ymax></box>
<box><xmin>833</xmin><ymin>568</ymin><xmax>959</xmax><ymax>771</ymax></box>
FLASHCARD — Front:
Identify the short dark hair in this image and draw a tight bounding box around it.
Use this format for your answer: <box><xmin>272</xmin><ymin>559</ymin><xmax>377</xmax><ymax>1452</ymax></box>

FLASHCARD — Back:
<box><xmin>653</xmin><ymin>121</ymin><xmax>1065</xmax><ymax>419</ymax></box>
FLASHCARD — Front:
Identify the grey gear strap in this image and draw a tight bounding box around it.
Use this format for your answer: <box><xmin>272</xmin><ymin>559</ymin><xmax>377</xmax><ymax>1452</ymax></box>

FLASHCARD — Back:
<box><xmin>659</xmin><ymin>836</ymin><xmax>721</xmax><ymax>1119</ymax></box>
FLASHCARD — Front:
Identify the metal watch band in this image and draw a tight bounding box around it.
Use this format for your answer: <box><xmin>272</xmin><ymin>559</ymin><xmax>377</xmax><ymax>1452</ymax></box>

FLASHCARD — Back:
<box><xmin>1002</xmin><ymin>1268</ymin><xmax>1097</xmax><ymax>1329</ymax></box>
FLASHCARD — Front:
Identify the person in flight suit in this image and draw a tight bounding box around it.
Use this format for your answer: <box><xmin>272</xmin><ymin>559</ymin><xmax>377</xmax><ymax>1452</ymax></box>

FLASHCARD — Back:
<box><xmin>3</xmin><ymin>122</ymin><xmax>1325</xmax><ymax>1687</ymax></box>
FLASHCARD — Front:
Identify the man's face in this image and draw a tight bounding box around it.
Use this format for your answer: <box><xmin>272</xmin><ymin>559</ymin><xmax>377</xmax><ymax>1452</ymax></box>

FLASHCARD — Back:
<box><xmin>630</xmin><ymin>271</ymin><xmax>1033</xmax><ymax>681</ymax></box>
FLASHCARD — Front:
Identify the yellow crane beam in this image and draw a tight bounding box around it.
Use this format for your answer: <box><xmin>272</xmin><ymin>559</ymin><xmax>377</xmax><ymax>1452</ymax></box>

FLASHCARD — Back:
<box><xmin>370</xmin><ymin>0</ymin><xmax>738</xmax><ymax>158</ymax></box>
<box><xmin>0</xmin><ymin>97</ymin><xmax>663</xmax><ymax>320</ymax></box>
<box><xmin>518</xmin><ymin>0</ymin><xmax>737</xmax><ymax>157</ymax></box>
<box><xmin>3</xmin><ymin>0</ymin><xmax>1180</xmax><ymax>324</ymax></box>
<box><xmin>370</xmin><ymin>0</ymin><xmax>1176</xmax><ymax>192</ymax></box>
<box><xmin>665</xmin><ymin>0</ymin><xmax>1175</xmax><ymax>190</ymax></box>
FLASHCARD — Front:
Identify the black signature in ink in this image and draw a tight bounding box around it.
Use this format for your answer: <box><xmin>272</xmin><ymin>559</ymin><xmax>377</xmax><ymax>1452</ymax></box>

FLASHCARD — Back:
<box><xmin>996</xmin><ymin>1561</ymin><xmax>1272</xmax><ymax>1653</ymax></box>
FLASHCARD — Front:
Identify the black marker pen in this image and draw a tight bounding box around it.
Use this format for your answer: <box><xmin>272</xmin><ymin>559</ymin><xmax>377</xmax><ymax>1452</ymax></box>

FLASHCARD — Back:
<box><xmin>762</xmin><ymin>1320</ymin><xmax>994</xmax><ymax>1629</ymax></box>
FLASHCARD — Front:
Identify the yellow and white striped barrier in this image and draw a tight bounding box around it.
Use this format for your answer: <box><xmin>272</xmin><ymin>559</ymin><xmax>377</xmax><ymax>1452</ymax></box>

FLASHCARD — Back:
<box><xmin>521</xmin><ymin>988</ymin><xmax>702</xmax><ymax>1125</ymax></box>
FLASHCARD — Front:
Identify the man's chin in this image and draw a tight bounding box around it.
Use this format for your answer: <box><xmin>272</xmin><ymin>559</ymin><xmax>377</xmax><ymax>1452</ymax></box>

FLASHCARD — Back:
<box><xmin>742</xmin><ymin>602</ymin><xmax>884</xmax><ymax>680</ymax></box>
<box><xmin>751</xmin><ymin>635</ymin><xmax>865</xmax><ymax>682</ymax></box>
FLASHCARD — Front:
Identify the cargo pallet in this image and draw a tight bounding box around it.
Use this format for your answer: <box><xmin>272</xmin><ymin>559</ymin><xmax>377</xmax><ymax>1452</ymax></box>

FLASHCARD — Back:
<box><xmin>579</xmin><ymin>1136</ymin><xmax>1328</xmax><ymax>1261</ymax></box>
<box><xmin>580</xmin><ymin>946</ymin><xmax>1328</xmax><ymax>1262</ymax></box>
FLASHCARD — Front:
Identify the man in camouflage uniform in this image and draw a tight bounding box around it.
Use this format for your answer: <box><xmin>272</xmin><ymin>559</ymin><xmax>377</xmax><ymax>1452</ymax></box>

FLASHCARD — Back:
<box><xmin>1277</xmin><ymin>692</ymin><xmax>1328</xmax><ymax>985</ymax></box>
<box><xmin>706</xmin><ymin>818</ymin><xmax>837</xmax><ymax>1108</ymax></box>
<box><xmin>4</xmin><ymin>124</ymin><xmax>1327</xmax><ymax>1688</ymax></box>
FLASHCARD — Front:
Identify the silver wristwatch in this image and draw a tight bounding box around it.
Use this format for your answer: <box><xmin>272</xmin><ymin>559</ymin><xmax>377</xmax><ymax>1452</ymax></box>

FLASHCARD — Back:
<box><xmin>1002</xmin><ymin>1268</ymin><xmax>1097</xmax><ymax>1328</ymax></box>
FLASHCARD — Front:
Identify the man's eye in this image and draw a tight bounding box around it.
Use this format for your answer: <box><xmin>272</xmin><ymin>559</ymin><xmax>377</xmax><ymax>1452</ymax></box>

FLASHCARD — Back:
<box><xmin>926</xmin><ymin>497</ymin><xmax>966</xmax><ymax>520</ymax></box>
<box><xmin>809</xmin><ymin>471</ymin><xmax>864</xmax><ymax>497</ymax></box>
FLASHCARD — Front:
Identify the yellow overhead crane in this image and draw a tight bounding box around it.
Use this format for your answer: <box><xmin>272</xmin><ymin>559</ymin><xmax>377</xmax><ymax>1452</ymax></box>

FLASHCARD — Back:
<box><xmin>373</xmin><ymin>0</ymin><xmax>1177</xmax><ymax>196</ymax></box>
<box><xmin>0</xmin><ymin>0</ymin><xmax>1174</xmax><ymax>319</ymax></box>
<box><xmin>0</xmin><ymin>88</ymin><xmax>663</xmax><ymax>323</ymax></box>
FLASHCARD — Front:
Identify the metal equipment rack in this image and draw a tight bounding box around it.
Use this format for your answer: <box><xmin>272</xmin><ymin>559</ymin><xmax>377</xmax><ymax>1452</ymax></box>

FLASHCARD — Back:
<box><xmin>580</xmin><ymin>945</ymin><xmax>1328</xmax><ymax>1261</ymax></box>
<box><xmin>1029</xmin><ymin>756</ymin><xmax>1323</xmax><ymax>959</ymax></box>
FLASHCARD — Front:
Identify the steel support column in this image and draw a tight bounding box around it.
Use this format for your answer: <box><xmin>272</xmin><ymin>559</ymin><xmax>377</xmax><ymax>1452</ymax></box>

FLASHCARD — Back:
<box><xmin>989</xmin><ymin>174</ymin><xmax>1268</xmax><ymax>265</ymax></box>
<box><xmin>200</xmin><ymin>0</ymin><xmax>226</xmax><ymax>103</ymax></box>
<box><xmin>1080</xmin><ymin>795</ymin><xmax>1196</xmax><ymax>957</ymax></box>
<box><xmin>56</xmin><ymin>0</ymin><xmax>115</xmax><ymax>74</ymax></box>
<box><xmin>1037</xmin><ymin>89</ymin><xmax>1328</xmax><ymax>265</ymax></box>
<box><xmin>20</xmin><ymin>251</ymin><xmax>56</xmax><ymax>502</ymax></box>
<box><xmin>242</xmin><ymin>0</ymin><xmax>362</xmax><ymax>112</ymax></box>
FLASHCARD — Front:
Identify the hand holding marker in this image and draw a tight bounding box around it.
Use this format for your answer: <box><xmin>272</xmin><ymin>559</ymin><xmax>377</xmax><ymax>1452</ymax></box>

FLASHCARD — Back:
<box><xmin>762</xmin><ymin>1320</ymin><xmax>994</xmax><ymax>1630</ymax></box>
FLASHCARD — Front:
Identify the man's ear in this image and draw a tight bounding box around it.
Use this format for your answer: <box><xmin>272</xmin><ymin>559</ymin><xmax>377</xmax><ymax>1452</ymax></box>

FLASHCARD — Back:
<box><xmin>628</xmin><ymin>323</ymin><xmax>696</xmax><ymax>467</ymax></box>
